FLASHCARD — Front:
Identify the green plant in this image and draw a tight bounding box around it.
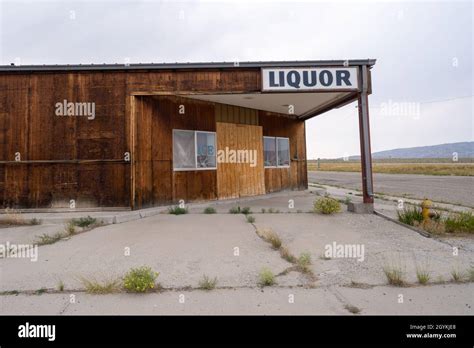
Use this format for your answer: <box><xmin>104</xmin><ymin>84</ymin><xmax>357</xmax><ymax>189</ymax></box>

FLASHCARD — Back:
<box><xmin>258</xmin><ymin>267</ymin><xmax>275</xmax><ymax>286</ymax></box>
<box><xmin>30</xmin><ymin>218</ymin><xmax>42</xmax><ymax>225</ymax></box>
<box><xmin>241</xmin><ymin>207</ymin><xmax>252</xmax><ymax>215</ymax></box>
<box><xmin>229</xmin><ymin>206</ymin><xmax>240</xmax><ymax>214</ymax></box>
<box><xmin>383</xmin><ymin>265</ymin><xmax>406</xmax><ymax>286</ymax></box>
<box><xmin>344</xmin><ymin>196</ymin><xmax>352</xmax><ymax>204</ymax></box>
<box><xmin>416</xmin><ymin>267</ymin><xmax>431</xmax><ymax>285</ymax></box>
<box><xmin>468</xmin><ymin>267</ymin><xmax>474</xmax><ymax>282</ymax></box>
<box><xmin>198</xmin><ymin>275</ymin><xmax>217</xmax><ymax>290</ymax></box>
<box><xmin>35</xmin><ymin>232</ymin><xmax>63</xmax><ymax>246</ymax></box>
<box><xmin>261</xmin><ymin>208</ymin><xmax>266</xmax><ymax>213</ymax></box>
<box><xmin>203</xmin><ymin>206</ymin><xmax>216</xmax><ymax>214</ymax></box>
<box><xmin>168</xmin><ymin>206</ymin><xmax>188</xmax><ymax>215</ymax></box>
<box><xmin>297</xmin><ymin>252</ymin><xmax>312</xmax><ymax>273</ymax></box>
<box><xmin>72</xmin><ymin>216</ymin><xmax>97</xmax><ymax>228</ymax></box>
<box><xmin>268</xmin><ymin>208</ymin><xmax>275</xmax><ymax>213</ymax></box>
<box><xmin>57</xmin><ymin>280</ymin><xmax>65</xmax><ymax>291</ymax></box>
<box><xmin>80</xmin><ymin>277</ymin><xmax>121</xmax><ymax>294</ymax></box>
<box><xmin>313</xmin><ymin>196</ymin><xmax>341</xmax><ymax>214</ymax></box>
<box><xmin>397</xmin><ymin>206</ymin><xmax>423</xmax><ymax>226</ymax></box>
<box><xmin>246</xmin><ymin>215</ymin><xmax>255</xmax><ymax>223</ymax></box>
<box><xmin>444</xmin><ymin>212</ymin><xmax>474</xmax><ymax>234</ymax></box>
<box><xmin>123</xmin><ymin>266</ymin><xmax>159</xmax><ymax>293</ymax></box>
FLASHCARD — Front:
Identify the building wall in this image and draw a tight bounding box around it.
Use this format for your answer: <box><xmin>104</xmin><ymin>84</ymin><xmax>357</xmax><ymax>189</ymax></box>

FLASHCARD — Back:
<box><xmin>0</xmin><ymin>69</ymin><xmax>307</xmax><ymax>209</ymax></box>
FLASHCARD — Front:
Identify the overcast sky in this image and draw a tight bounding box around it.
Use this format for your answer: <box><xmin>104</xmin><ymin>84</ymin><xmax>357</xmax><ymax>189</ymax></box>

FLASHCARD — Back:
<box><xmin>1</xmin><ymin>0</ymin><xmax>472</xmax><ymax>158</ymax></box>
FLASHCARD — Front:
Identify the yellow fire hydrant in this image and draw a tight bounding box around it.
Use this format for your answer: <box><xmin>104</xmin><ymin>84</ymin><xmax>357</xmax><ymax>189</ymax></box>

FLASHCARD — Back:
<box><xmin>421</xmin><ymin>198</ymin><xmax>432</xmax><ymax>223</ymax></box>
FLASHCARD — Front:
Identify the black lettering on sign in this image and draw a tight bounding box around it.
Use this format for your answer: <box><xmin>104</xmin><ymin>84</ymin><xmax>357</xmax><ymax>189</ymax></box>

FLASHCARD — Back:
<box><xmin>287</xmin><ymin>70</ymin><xmax>301</xmax><ymax>88</ymax></box>
<box><xmin>319</xmin><ymin>70</ymin><xmax>333</xmax><ymax>87</ymax></box>
<box><xmin>336</xmin><ymin>70</ymin><xmax>352</xmax><ymax>86</ymax></box>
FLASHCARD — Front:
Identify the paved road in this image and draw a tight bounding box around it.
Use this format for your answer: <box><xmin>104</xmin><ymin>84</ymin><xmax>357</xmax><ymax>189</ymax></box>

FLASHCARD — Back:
<box><xmin>308</xmin><ymin>171</ymin><xmax>474</xmax><ymax>207</ymax></box>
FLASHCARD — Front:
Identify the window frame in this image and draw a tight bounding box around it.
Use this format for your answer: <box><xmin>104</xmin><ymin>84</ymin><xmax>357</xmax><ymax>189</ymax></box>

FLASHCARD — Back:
<box><xmin>173</xmin><ymin>129</ymin><xmax>217</xmax><ymax>171</ymax></box>
<box><xmin>263</xmin><ymin>136</ymin><xmax>290</xmax><ymax>169</ymax></box>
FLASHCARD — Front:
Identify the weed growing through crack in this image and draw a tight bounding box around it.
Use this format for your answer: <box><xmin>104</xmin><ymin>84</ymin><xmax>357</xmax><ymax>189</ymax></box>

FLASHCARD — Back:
<box><xmin>416</xmin><ymin>268</ymin><xmax>431</xmax><ymax>285</ymax></box>
<box><xmin>198</xmin><ymin>275</ymin><xmax>217</xmax><ymax>290</ymax></box>
<box><xmin>383</xmin><ymin>264</ymin><xmax>406</xmax><ymax>286</ymax></box>
<box><xmin>35</xmin><ymin>232</ymin><xmax>63</xmax><ymax>246</ymax></box>
<box><xmin>257</xmin><ymin>229</ymin><xmax>282</xmax><ymax>250</ymax></box>
<box><xmin>468</xmin><ymin>267</ymin><xmax>474</xmax><ymax>282</ymax></box>
<box><xmin>203</xmin><ymin>207</ymin><xmax>216</xmax><ymax>214</ymax></box>
<box><xmin>123</xmin><ymin>266</ymin><xmax>159</xmax><ymax>293</ymax></box>
<box><xmin>64</xmin><ymin>221</ymin><xmax>76</xmax><ymax>236</ymax></box>
<box><xmin>35</xmin><ymin>288</ymin><xmax>47</xmax><ymax>295</ymax></box>
<box><xmin>313</xmin><ymin>196</ymin><xmax>341</xmax><ymax>214</ymax></box>
<box><xmin>246</xmin><ymin>215</ymin><xmax>255</xmax><ymax>223</ymax></box>
<box><xmin>30</xmin><ymin>218</ymin><xmax>42</xmax><ymax>225</ymax></box>
<box><xmin>168</xmin><ymin>206</ymin><xmax>188</xmax><ymax>215</ymax></box>
<box><xmin>229</xmin><ymin>206</ymin><xmax>240</xmax><ymax>214</ymax></box>
<box><xmin>280</xmin><ymin>246</ymin><xmax>297</xmax><ymax>263</ymax></box>
<box><xmin>80</xmin><ymin>277</ymin><xmax>121</xmax><ymax>294</ymax></box>
<box><xmin>57</xmin><ymin>280</ymin><xmax>65</xmax><ymax>292</ymax></box>
<box><xmin>72</xmin><ymin>216</ymin><xmax>97</xmax><ymax>228</ymax></box>
<box><xmin>451</xmin><ymin>269</ymin><xmax>463</xmax><ymax>283</ymax></box>
<box><xmin>297</xmin><ymin>252</ymin><xmax>312</xmax><ymax>273</ymax></box>
<box><xmin>241</xmin><ymin>207</ymin><xmax>252</xmax><ymax>215</ymax></box>
<box><xmin>258</xmin><ymin>267</ymin><xmax>276</xmax><ymax>287</ymax></box>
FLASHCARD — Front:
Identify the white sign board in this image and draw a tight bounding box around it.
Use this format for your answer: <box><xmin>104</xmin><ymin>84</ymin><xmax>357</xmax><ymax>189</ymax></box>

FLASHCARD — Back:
<box><xmin>261</xmin><ymin>67</ymin><xmax>359</xmax><ymax>92</ymax></box>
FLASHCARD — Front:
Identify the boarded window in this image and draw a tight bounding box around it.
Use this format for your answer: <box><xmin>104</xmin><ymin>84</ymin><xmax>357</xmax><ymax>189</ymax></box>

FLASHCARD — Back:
<box><xmin>173</xmin><ymin>130</ymin><xmax>196</xmax><ymax>169</ymax></box>
<box><xmin>263</xmin><ymin>137</ymin><xmax>277</xmax><ymax>167</ymax></box>
<box><xmin>277</xmin><ymin>137</ymin><xmax>290</xmax><ymax>167</ymax></box>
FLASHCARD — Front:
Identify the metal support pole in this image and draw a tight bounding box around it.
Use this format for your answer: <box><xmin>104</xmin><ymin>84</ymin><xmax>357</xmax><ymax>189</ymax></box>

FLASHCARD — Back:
<box><xmin>358</xmin><ymin>65</ymin><xmax>374</xmax><ymax>204</ymax></box>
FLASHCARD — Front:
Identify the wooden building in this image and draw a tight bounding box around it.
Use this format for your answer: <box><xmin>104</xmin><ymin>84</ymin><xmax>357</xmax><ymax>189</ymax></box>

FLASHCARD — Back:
<box><xmin>0</xmin><ymin>60</ymin><xmax>376</xmax><ymax>210</ymax></box>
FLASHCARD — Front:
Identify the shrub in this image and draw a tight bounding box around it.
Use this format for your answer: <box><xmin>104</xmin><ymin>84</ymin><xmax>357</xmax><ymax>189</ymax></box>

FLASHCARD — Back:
<box><xmin>444</xmin><ymin>212</ymin><xmax>474</xmax><ymax>234</ymax></box>
<box><xmin>72</xmin><ymin>216</ymin><xmax>97</xmax><ymax>228</ymax></box>
<box><xmin>451</xmin><ymin>269</ymin><xmax>463</xmax><ymax>282</ymax></box>
<box><xmin>168</xmin><ymin>206</ymin><xmax>188</xmax><ymax>215</ymax></box>
<box><xmin>261</xmin><ymin>208</ymin><xmax>266</xmax><ymax>213</ymax></box>
<box><xmin>246</xmin><ymin>215</ymin><xmax>255</xmax><ymax>223</ymax></box>
<box><xmin>258</xmin><ymin>267</ymin><xmax>275</xmax><ymax>286</ymax></box>
<box><xmin>397</xmin><ymin>206</ymin><xmax>423</xmax><ymax>226</ymax></box>
<box><xmin>229</xmin><ymin>206</ymin><xmax>240</xmax><ymax>214</ymax></box>
<box><xmin>203</xmin><ymin>206</ymin><xmax>216</xmax><ymax>214</ymax></box>
<box><xmin>57</xmin><ymin>280</ymin><xmax>65</xmax><ymax>292</ymax></box>
<box><xmin>241</xmin><ymin>207</ymin><xmax>252</xmax><ymax>215</ymax></box>
<box><xmin>123</xmin><ymin>266</ymin><xmax>159</xmax><ymax>293</ymax></box>
<box><xmin>314</xmin><ymin>196</ymin><xmax>341</xmax><ymax>214</ymax></box>
<box><xmin>198</xmin><ymin>275</ymin><xmax>217</xmax><ymax>290</ymax></box>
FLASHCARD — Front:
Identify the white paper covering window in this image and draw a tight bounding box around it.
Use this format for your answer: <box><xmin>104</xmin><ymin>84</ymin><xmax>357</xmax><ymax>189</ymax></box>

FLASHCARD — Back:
<box><xmin>173</xmin><ymin>130</ymin><xmax>196</xmax><ymax>169</ymax></box>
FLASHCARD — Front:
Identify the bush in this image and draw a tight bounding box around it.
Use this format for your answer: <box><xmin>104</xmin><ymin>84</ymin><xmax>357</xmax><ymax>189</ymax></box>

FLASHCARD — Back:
<box><xmin>280</xmin><ymin>246</ymin><xmax>297</xmax><ymax>263</ymax></box>
<box><xmin>72</xmin><ymin>216</ymin><xmax>97</xmax><ymax>228</ymax></box>
<box><xmin>80</xmin><ymin>277</ymin><xmax>120</xmax><ymax>294</ymax></box>
<box><xmin>397</xmin><ymin>206</ymin><xmax>423</xmax><ymax>226</ymax></box>
<box><xmin>444</xmin><ymin>212</ymin><xmax>474</xmax><ymax>234</ymax></box>
<box><xmin>229</xmin><ymin>207</ymin><xmax>240</xmax><ymax>214</ymax></box>
<box><xmin>246</xmin><ymin>215</ymin><xmax>255</xmax><ymax>223</ymax></box>
<box><xmin>168</xmin><ymin>206</ymin><xmax>188</xmax><ymax>215</ymax></box>
<box><xmin>258</xmin><ymin>267</ymin><xmax>275</xmax><ymax>286</ymax></box>
<box><xmin>203</xmin><ymin>206</ymin><xmax>216</xmax><ymax>214</ymax></box>
<box><xmin>313</xmin><ymin>196</ymin><xmax>341</xmax><ymax>214</ymax></box>
<box><xmin>30</xmin><ymin>218</ymin><xmax>42</xmax><ymax>225</ymax></box>
<box><xmin>257</xmin><ymin>229</ymin><xmax>282</xmax><ymax>249</ymax></box>
<box><xmin>123</xmin><ymin>266</ymin><xmax>159</xmax><ymax>293</ymax></box>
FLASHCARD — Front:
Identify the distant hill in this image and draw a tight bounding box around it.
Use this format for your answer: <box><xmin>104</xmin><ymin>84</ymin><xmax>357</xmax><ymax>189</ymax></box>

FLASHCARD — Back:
<box><xmin>350</xmin><ymin>142</ymin><xmax>474</xmax><ymax>160</ymax></box>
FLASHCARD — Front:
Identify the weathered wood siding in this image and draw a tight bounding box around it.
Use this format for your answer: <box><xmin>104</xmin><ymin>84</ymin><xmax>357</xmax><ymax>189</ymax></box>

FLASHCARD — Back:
<box><xmin>0</xmin><ymin>69</ymin><xmax>307</xmax><ymax>209</ymax></box>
